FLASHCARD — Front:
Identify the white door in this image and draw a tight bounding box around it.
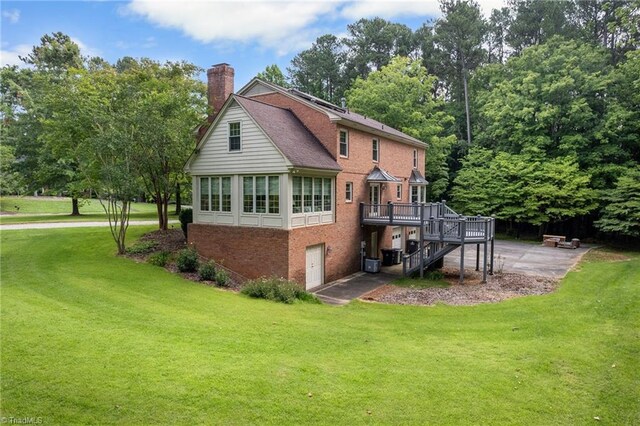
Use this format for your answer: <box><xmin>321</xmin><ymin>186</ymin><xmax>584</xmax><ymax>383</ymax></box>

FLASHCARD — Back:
<box><xmin>392</xmin><ymin>227</ymin><xmax>402</xmax><ymax>249</ymax></box>
<box><xmin>305</xmin><ymin>244</ymin><xmax>324</xmax><ymax>290</ymax></box>
<box><xmin>369</xmin><ymin>184</ymin><xmax>380</xmax><ymax>216</ymax></box>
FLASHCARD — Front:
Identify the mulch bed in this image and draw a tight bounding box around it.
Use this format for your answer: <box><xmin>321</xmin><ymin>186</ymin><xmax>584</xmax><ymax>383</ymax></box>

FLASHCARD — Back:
<box><xmin>124</xmin><ymin>229</ymin><xmax>245</xmax><ymax>291</ymax></box>
<box><xmin>362</xmin><ymin>268</ymin><xmax>558</xmax><ymax>306</ymax></box>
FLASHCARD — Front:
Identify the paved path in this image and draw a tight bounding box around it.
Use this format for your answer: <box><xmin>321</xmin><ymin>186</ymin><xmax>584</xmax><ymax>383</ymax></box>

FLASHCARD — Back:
<box><xmin>314</xmin><ymin>272</ymin><xmax>397</xmax><ymax>305</ymax></box>
<box><xmin>0</xmin><ymin>220</ymin><xmax>178</xmax><ymax>230</ymax></box>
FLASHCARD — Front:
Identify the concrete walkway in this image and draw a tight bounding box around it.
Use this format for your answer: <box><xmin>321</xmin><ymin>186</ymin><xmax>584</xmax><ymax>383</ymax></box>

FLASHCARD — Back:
<box><xmin>314</xmin><ymin>272</ymin><xmax>397</xmax><ymax>305</ymax></box>
<box><xmin>0</xmin><ymin>220</ymin><xmax>178</xmax><ymax>230</ymax></box>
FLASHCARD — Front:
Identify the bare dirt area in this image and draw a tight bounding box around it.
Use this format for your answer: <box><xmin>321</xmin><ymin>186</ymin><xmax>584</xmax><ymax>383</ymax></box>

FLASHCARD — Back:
<box><xmin>362</xmin><ymin>268</ymin><xmax>557</xmax><ymax>306</ymax></box>
<box><xmin>139</xmin><ymin>229</ymin><xmax>187</xmax><ymax>253</ymax></box>
<box><xmin>582</xmin><ymin>249</ymin><xmax>630</xmax><ymax>263</ymax></box>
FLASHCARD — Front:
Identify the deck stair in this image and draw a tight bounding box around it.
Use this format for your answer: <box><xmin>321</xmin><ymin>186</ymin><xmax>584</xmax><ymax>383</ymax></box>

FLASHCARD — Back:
<box><xmin>360</xmin><ymin>200</ymin><xmax>496</xmax><ymax>282</ymax></box>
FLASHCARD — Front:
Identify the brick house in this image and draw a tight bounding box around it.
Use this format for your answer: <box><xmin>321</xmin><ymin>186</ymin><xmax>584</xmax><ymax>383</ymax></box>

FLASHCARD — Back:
<box><xmin>186</xmin><ymin>63</ymin><xmax>432</xmax><ymax>289</ymax></box>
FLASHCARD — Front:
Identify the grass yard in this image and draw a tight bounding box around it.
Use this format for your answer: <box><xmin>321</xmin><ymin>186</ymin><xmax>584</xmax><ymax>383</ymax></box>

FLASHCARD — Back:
<box><xmin>1</xmin><ymin>228</ymin><xmax>639</xmax><ymax>424</ymax></box>
<box><xmin>0</xmin><ymin>196</ymin><xmax>174</xmax><ymax>224</ymax></box>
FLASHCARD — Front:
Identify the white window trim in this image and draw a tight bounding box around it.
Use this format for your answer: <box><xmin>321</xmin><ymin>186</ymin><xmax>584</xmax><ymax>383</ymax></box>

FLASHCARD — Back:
<box><xmin>346</xmin><ymin>181</ymin><xmax>353</xmax><ymax>203</ymax></box>
<box><xmin>339</xmin><ymin>129</ymin><xmax>349</xmax><ymax>158</ymax></box>
<box><xmin>228</xmin><ymin>121</ymin><xmax>242</xmax><ymax>153</ymax></box>
<box><xmin>396</xmin><ymin>183</ymin><xmax>402</xmax><ymax>200</ymax></box>
<box><xmin>291</xmin><ymin>176</ymin><xmax>334</xmax><ymax>215</ymax></box>
<box><xmin>413</xmin><ymin>149</ymin><xmax>418</xmax><ymax>169</ymax></box>
<box><xmin>372</xmin><ymin>138</ymin><xmax>379</xmax><ymax>163</ymax></box>
<box><xmin>242</xmin><ymin>175</ymin><xmax>280</xmax><ymax>215</ymax></box>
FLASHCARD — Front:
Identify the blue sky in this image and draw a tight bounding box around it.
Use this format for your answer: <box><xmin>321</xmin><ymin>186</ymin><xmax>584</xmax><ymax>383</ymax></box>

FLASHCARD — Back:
<box><xmin>1</xmin><ymin>1</ymin><xmax>502</xmax><ymax>87</ymax></box>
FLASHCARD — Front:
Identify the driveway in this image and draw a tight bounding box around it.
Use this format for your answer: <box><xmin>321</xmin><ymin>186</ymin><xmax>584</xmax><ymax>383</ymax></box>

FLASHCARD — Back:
<box><xmin>444</xmin><ymin>239</ymin><xmax>591</xmax><ymax>279</ymax></box>
<box><xmin>0</xmin><ymin>220</ymin><xmax>178</xmax><ymax>230</ymax></box>
<box><xmin>315</xmin><ymin>240</ymin><xmax>591</xmax><ymax>305</ymax></box>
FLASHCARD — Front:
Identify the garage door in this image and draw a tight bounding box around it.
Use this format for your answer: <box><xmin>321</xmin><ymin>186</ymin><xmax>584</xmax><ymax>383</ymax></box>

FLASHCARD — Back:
<box><xmin>392</xmin><ymin>227</ymin><xmax>402</xmax><ymax>249</ymax></box>
<box><xmin>305</xmin><ymin>244</ymin><xmax>324</xmax><ymax>290</ymax></box>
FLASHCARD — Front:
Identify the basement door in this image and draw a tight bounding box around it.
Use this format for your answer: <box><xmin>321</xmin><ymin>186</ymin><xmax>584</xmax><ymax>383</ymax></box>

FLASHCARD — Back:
<box><xmin>392</xmin><ymin>227</ymin><xmax>402</xmax><ymax>250</ymax></box>
<box><xmin>305</xmin><ymin>244</ymin><xmax>324</xmax><ymax>290</ymax></box>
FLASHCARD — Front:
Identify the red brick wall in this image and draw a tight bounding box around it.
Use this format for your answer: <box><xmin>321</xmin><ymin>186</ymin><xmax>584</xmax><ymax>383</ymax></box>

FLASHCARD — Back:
<box><xmin>207</xmin><ymin>64</ymin><xmax>234</xmax><ymax>120</ymax></box>
<box><xmin>334</xmin><ymin>126</ymin><xmax>425</xmax><ymax>256</ymax></box>
<box><xmin>250</xmin><ymin>92</ymin><xmax>338</xmax><ymax>158</ymax></box>
<box><xmin>288</xmin><ymin>223</ymin><xmax>362</xmax><ymax>285</ymax></box>
<box><xmin>188</xmin><ymin>224</ymin><xmax>289</xmax><ymax>280</ymax></box>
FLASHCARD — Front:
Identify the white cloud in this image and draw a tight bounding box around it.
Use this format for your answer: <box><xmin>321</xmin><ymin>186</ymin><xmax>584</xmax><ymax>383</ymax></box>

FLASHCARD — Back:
<box><xmin>2</xmin><ymin>9</ymin><xmax>20</xmax><ymax>24</ymax></box>
<box><xmin>0</xmin><ymin>44</ymin><xmax>31</xmax><ymax>67</ymax></box>
<box><xmin>339</xmin><ymin>0</ymin><xmax>441</xmax><ymax>20</ymax></box>
<box><xmin>123</xmin><ymin>0</ymin><xmax>506</xmax><ymax>55</ymax></box>
<box><xmin>125</xmin><ymin>0</ymin><xmax>336</xmax><ymax>54</ymax></box>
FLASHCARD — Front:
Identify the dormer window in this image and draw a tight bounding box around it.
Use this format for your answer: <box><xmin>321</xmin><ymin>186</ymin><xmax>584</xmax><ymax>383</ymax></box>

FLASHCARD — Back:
<box><xmin>339</xmin><ymin>130</ymin><xmax>349</xmax><ymax>158</ymax></box>
<box><xmin>229</xmin><ymin>122</ymin><xmax>241</xmax><ymax>152</ymax></box>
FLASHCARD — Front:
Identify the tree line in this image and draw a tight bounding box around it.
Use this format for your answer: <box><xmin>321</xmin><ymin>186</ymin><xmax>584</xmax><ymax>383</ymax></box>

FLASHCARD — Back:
<box><xmin>1</xmin><ymin>33</ymin><xmax>207</xmax><ymax>251</ymax></box>
<box><xmin>265</xmin><ymin>0</ymin><xmax>638</xmax><ymax>239</ymax></box>
<box><xmin>1</xmin><ymin>0</ymin><xmax>638</xmax><ymax>246</ymax></box>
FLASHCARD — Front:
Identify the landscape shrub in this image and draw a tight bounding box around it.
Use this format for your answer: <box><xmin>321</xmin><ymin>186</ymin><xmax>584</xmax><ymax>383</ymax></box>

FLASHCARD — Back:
<box><xmin>147</xmin><ymin>251</ymin><xmax>170</xmax><ymax>267</ymax></box>
<box><xmin>176</xmin><ymin>247</ymin><xmax>199</xmax><ymax>272</ymax></box>
<box><xmin>215</xmin><ymin>269</ymin><xmax>230</xmax><ymax>287</ymax></box>
<box><xmin>178</xmin><ymin>208</ymin><xmax>193</xmax><ymax>239</ymax></box>
<box><xmin>424</xmin><ymin>270</ymin><xmax>444</xmax><ymax>281</ymax></box>
<box><xmin>241</xmin><ymin>277</ymin><xmax>320</xmax><ymax>304</ymax></box>
<box><xmin>198</xmin><ymin>261</ymin><xmax>216</xmax><ymax>281</ymax></box>
<box><xmin>126</xmin><ymin>240</ymin><xmax>158</xmax><ymax>255</ymax></box>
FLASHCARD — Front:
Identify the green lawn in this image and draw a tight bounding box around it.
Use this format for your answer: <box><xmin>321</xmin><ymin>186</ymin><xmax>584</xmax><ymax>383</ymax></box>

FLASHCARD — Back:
<box><xmin>0</xmin><ymin>196</ymin><xmax>174</xmax><ymax>224</ymax></box>
<box><xmin>1</xmin><ymin>228</ymin><xmax>638</xmax><ymax>424</ymax></box>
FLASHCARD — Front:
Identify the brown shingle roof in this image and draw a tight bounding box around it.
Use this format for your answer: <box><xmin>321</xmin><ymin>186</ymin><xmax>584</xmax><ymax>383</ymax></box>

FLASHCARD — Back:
<box><xmin>234</xmin><ymin>95</ymin><xmax>341</xmax><ymax>171</ymax></box>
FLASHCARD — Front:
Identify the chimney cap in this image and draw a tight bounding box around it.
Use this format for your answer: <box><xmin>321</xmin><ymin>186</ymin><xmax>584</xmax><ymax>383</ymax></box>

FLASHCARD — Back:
<box><xmin>211</xmin><ymin>62</ymin><xmax>231</xmax><ymax>68</ymax></box>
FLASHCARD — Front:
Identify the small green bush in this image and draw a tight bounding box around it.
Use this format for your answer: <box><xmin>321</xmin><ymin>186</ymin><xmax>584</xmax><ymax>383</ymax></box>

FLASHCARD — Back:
<box><xmin>198</xmin><ymin>261</ymin><xmax>216</xmax><ymax>281</ymax></box>
<box><xmin>424</xmin><ymin>270</ymin><xmax>444</xmax><ymax>281</ymax></box>
<box><xmin>215</xmin><ymin>269</ymin><xmax>230</xmax><ymax>287</ymax></box>
<box><xmin>176</xmin><ymin>247</ymin><xmax>199</xmax><ymax>272</ymax></box>
<box><xmin>241</xmin><ymin>277</ymin><xmax>320</xmax><ymax>304</ymax></box>
<box><xmin>126</xmin><ymin>240</ymin><xmax>158</xmax><ymax>255</ymax></box>
<box><xmin>178</xmin><ymin>208</ymin><xmax>193</xmax><ymax>239</ymax></box>
<box><xmin>147</xmin><ymin>251</ymin><xmax>170</xmax><ymax>267</ymax></box>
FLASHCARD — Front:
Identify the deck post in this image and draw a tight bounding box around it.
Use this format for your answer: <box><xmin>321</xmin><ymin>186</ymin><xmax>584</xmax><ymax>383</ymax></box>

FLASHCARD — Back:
<box><xmin>388</xmin><ymin>201</ymin><xmax>394</xmax><ymax>225</ymax></box>
<box><xmin>359</xmin><ymin>202</ymin><xmax>364</xmax><ymax>224</ymax></box>
<box><xmin>459</xmin><ymin>217</ymin><xmax>466</xmax><ymax>283</ymax></box>
<box><xmin>482</xmin><ymin>240</ymin><xmax>488</xmax><ymax>283</ymax></box>
<box><xmin>475</xmin><ymin>214</ymin><xmax>481</xmax><ymax>271</ymax></box>
<box><xmin>419</xmin><ymin>202</ymin><xmax>425</xmax><ymax>278</ymax></box>
<box><xmin>489</xmin><ymin>216</ymin><xmax>495</xmax><ymax>275</ymax></box>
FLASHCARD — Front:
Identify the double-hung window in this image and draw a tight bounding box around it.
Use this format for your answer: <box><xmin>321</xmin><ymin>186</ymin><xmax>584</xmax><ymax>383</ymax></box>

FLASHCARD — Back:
<box><xmin>396</xmin><ymin>184</ymin><xmax>402</xmax><ymax>200</ymax></box>
<box><xmin>292</xmin><ymin>176</ymin><xmax>333</xmax><ymax>214</ymax></box>
<box><xmin>339</xmin><ymin>130</ymin><xmax>348</xmax><ymax>157</ymax></box>
<box><xmin>200</xmin><ymin>177</ymin><xmax>210</xmax><ymax>211</ymax></box>
<box><xmin>200</xmin><ymin>176</ymin><xmax>231</xmax><ymax>212</ymax></box>
<box><xmin>229</xmin><ymin>122</ymin><xmax>241</xmax><ymax>152</ymax></box>
<box><xmin>345</xmin><ymin>182</ymin><xmax>353</xmax><ymax>202</ymax></box>
<box><xmin>243</xmin><ymin>176</ymin><xmax>280</xmax><ymax>214</ymax></box>
<box><xmin>372</xmin><ymin>138</ymin><xmax>379</xmax><ymax>162</ymax></box>
<box><xmin>413</xmin><ymin>149</ymin><xmax>418</xmax><ymax>169</ymax></box>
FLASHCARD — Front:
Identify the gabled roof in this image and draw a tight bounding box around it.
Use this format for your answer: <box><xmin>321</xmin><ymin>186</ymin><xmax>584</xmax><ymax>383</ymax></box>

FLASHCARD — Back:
<box><xmin>366</xmin><ymin>166</ymin><xmax>401</xmax><ymax>183</ymax></box>
<box><xmin>234</xmin><ymin>96</ymin><xmax>341</xmax><ymax>171</ymax></box>
<box><xmin>409</xmin><ymin>169</ymin><xmax>429</xmax><ymax>185</ymax></box>
<box><xmin>239</xmin><ymin>79</ymin><xmax>426</xmax><ymax>148</ymax></box>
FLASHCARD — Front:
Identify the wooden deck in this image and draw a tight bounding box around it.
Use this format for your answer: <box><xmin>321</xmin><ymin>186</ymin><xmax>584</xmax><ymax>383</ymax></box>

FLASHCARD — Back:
<box><xmin>360</xmin><ymin>202</ymin><xmax>496</xmax><ymax>280</ymax></box>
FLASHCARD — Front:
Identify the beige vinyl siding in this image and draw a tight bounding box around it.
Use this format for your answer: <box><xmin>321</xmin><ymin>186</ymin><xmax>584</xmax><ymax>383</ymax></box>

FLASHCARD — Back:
<box><xmin>244</xmin><ymin>82</ymin><xmax>276</xmax><ymax>97</ymax></box>
<box><xmin>189</xmin><ymin>103</ymin><xmax>289</xmax><ymax>175</ymax></box>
